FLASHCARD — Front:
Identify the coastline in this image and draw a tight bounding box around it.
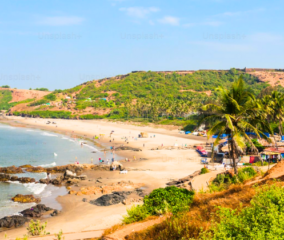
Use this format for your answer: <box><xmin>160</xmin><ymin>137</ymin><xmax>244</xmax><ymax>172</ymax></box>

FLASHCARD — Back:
<box><xmin>0</xmin><ymin>116</ymin><xmax>206</xmax><ymax>239</ymax></box>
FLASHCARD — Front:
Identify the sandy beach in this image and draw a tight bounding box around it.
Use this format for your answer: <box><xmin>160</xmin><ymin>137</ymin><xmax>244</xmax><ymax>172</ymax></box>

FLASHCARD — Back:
<box><xmin>0</xmin><ymin>116</ymin><xmax>209</xmax><ymax>239</ymax></box>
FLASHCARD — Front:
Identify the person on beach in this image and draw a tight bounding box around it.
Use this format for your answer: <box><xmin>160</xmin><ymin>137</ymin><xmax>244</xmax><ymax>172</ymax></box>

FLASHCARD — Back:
<box><xmin>47</xmin><ymin>172</ymin><xmax>51</xmax><ymax>183</ymax></box>
<box><xmin>133</xmin><ymin>156</ymin><xmax>136</xmax><ymax>161</ymax></box>
<box><xmin>107</xmin><ymin>159</ymin><xmax>109</xmax><ymax>165</ymax></box>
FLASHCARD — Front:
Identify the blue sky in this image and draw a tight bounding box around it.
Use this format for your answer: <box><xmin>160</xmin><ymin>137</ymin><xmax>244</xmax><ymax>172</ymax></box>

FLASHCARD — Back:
<box><xmin>0</xmin><ymin>0</ymin><xmax>283</xmax><ymax>90</ymax></box>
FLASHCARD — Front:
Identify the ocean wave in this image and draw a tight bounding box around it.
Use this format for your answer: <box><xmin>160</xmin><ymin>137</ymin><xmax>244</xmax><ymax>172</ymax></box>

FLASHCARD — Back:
<box><xmin>38</xmin><ymin>162</ymin><xmax>56</xmax><ymax>168</ymax></box>
<box><xmin>83</xmin><ymin>144</ymin><xmax>98</xmax><ymax>151</ymax></box>
<box><xmin>26</xmin><ymin>129</ymin><xmax>34</xmax><ymax>132</ymax></box>
<box><xmin>41</xmin><ymin>132</ymin><xmax>58</xmax><ymax>137</ymax></box>
<box><xmin>23</xmin><ymin>183</ymin><xmax>47</xmax><ymax>195</ymax></box>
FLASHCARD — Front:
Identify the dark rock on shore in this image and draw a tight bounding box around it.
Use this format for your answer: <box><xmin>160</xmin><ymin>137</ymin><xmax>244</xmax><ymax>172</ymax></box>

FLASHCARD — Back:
<box><xmin>0</xmin><ymin>216</ymin><xmax>28</xmax><ymax>228</ymax></box>
<box><xmin>17</xmin><ymin>177</ymin><xmax>36</xmax><ymax>184</ymax></box>
<box><xmin>39</xmin><ymin>178</ymin><xmax>49</xmax><ymax>184</ymax></box>
<box><xmin>20</xmin><ymin>164</ymin><xmax>34</xmax><ymax>168</ymax></box>
<box><xmin>0</xmin><ymin>166</ymin><xmax>23</xmax><ymax>174</ymax></box>
<box><xmin>26</xmin><ymin>166</ymin><xmax>46</xmax><ymax>173</ymax></box>
<box><xmin>115</xmin><ymin>146</ymin><xmax>142</xmax><ymax>151</ymax></box>
<box><xmin>12</xmin><ymin>194</ymin><xmax>41</xmax><ymax>204</ymax></box>
<box><xmin>90</xmin><ymin>165</ymin><xmax>111</xmax><ymax>171</ymax></box>
<box><xmin>90</xmin><ymin>191</ymin><xmax>133</xmax><ymax>206</ymax></box>
<box><xmin>51</xmin><ymin>210</ymin><xmax>59</xmax><ymax>216</ymax></box>
<box><xmin>20</xmin><ymin>204</ymin><xmax>53</xmax><ymax>218</ymax></box>
<box><xmin>51</xmin><ymin>176</ymin><xmax>63</xmax><ymax>185</ymax></box>
<box><xmin>0</xmin><ymin>173</ymin><xmax>10</xmax><ymax>182</ymax></box>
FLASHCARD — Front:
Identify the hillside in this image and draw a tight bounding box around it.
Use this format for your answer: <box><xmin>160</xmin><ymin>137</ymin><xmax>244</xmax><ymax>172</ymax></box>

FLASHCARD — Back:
<box><xmin>5</xmin><ymin>68</ymin><xmax>284</xmax><ymax>120</ymax></box>
<box><xmin>0</xmin><ymin>88</ymin><xmax>50</xmax><ymax>111</ymax></box>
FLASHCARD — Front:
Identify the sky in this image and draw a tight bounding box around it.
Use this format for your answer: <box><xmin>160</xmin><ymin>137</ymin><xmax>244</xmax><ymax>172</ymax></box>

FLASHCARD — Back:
<box><xmin>0</xmin><ymin>0</ymin><xmax>283</xmax><ymax>90</ymax></box>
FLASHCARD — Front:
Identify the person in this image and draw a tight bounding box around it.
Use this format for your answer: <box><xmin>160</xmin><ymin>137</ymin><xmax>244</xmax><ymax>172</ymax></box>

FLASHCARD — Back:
<box><xmin>112</xmin><ymin>157</ymin><xmax>114</xmax><ymax>163</ymax></box>
<box><xmin>107</xmin><ymin>159</ymin><xmax>109</xmax><ymax>165</ymax></box>
<box><xmin>91</xmin><ymin>158</ymin><xmax>93</xmax><ymax>164</ymax></box>
<box><xmin>143</xmin><ymin>143</ymin><xmax>145</xmax><ymax>147</ymax></box>
<box><xmin>133</xmin><ymin>156</ymin><xmax>136</xmax><ymax>161</ymax></box>
<box><xmin>47</xmin><ymin>172</ymin><xmax>51</xmax><ymax>183</ymax></box>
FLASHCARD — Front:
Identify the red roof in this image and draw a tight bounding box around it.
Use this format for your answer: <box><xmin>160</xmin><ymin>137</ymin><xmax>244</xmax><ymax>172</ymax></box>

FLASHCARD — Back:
<box><xmin>264</xmin><ymin>147</ymin><xmax>284</xmax><ymax>153</ymax></box>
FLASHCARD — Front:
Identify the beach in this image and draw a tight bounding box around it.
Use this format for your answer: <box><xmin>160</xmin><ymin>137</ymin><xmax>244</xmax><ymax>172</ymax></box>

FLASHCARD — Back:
<box><xmin>0</xmin><ymin>116</ymin><xmax>208</xmax><ymax>239</ymax></box>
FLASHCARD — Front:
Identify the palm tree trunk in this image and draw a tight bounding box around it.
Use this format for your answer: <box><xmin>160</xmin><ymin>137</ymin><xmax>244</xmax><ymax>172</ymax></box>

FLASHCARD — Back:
<box><xmin>231</xmin><ymin>140</ymin><xmax>238</xmax><ymax>174</ymax></box>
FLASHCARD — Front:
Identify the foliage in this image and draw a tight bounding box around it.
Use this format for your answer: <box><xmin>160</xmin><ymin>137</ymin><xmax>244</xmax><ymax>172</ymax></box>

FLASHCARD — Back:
<box><xmin>13</xmin><ymin>110</ymin><xmax>72</xmax><ymax>119</ymax></box>
<box><xmin>200</xmin><ymin>167</ymin><xmax>210</xmax><ymax>174</ymax></box>
<box><xmin>123</xmin><ymin>205</ymin><xmax>150</xmax><ymax>224</ymax></box>
<box><xmin>253</xmin><ymin>161</ymin><xmax>268</xmax><ymax>166</ymax></box>
<box><xmin>55</xmin><ymin>230</ymin><xmax>64</xmax><ymax>240</ymax></box>
<box><xmin>79</xmin><ymin>114</ymin><xmax>105</xmax><ymax>119</ymax></box>
<box><xmin>1</xmin><ymin>85</ymin><xmax>10</xmax><ymax>88</ymax></box>
<box><xmin>0</xmin><ymin>90</ymin><xmax>13</xmax><ymax>110</ymax></box>
<box><xmin>28</xmin><ymin>99</ymin><xmax>49</xmax><ymax>106</ymax></box>
<box><xmin>202</xmin><ymin>184</ymin><xmax>284</xmax><ymax>239</ymax></box>
<box><xmin>209</xmin><ymin>167</ymin><xmax>257</xmax><ymax>192</ymax></box>
<box><xmin>15</xmin><ymin>237</ymin><xmax>29</xmax><ymax>240</ymax></box>
<box><xmin>143</xmin><ymin>186</ymin><xmax>194</xmax><ymax>215</ymax></box>
<box><xmin>27</xmin><ymin>220</ymin><xmax>48</xmax><ymax>236</ymax></box>
<box><xmin>44</xmin><ymin>93</ymin><xmax>56</xmax><ymax>101</ymax></box>
<box><xmin>34</xmin><ymin>88</ymin><xmax>49</xmax><ymax>91</ymax></box>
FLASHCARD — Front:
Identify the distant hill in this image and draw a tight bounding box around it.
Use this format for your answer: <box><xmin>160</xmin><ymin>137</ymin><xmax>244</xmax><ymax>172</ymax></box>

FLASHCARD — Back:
<box><xmin>5</xmin><ymin>68</ymin><xmax>284</xmax><ymax>119</ymax></box>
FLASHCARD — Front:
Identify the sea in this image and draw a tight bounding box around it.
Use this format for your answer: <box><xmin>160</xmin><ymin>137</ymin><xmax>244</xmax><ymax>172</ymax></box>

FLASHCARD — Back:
<box><xmin>0</xmin><ymin>124</ymin><xmax>118</xmax><ymax>218</ymax></box>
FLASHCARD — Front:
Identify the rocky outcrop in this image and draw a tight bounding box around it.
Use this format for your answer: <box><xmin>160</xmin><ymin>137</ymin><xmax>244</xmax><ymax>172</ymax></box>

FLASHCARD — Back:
<box><xmin>0</xmin><ymin>166</ymin><xmax>23</xmax><ymax>174</ymax></box>
<box><xmin>20</xmin><ymin>204</ymin><xmax>53</xmax><ymax>218</ymax></box>
<box><xmin>0</xmin><ymin>216</ymin><xmax>28</xmax><ymax>228</ymax></box>
<box><xmin>46</xmin><ymin>165</ymin><xmax>84</xmax><ymax>175</ymax></box>
<box><xmin>166</xmin><ymin>170</ymin><xmax>201</xmax><ymax>187</ymax></box>
<box><xmin>90</xmin><ymin>191</ymin><xmax>132</xmax><ymax>206</ymax></box>
<box><xmin>12</xmin><ymin>194</ymin><xmax>41</xmax><ymax>204</ymax></box>
<box><xmin>0</xmin><ymin>173</ymin><xmax>11</xmax><ymax>182</ymax></box>
<box><xmin>115</xmin><ymin>146</ymin><xmax>142</xmax><ymax>151</ymax></box>
<box><xmin>25</xmin><ymin>166</ymin><xmax>46</xmax><ymax>173</ymax></box>
<box><xmin>110</xmin><ymin>161</ymin><xmax>125</xmax><ymax>171</ymax></box>
<box><xmin>17</xmin><ymin>177</ymin><xmax>36</xmax><ymax>183</ymax></box>
<box><xmin>39</xmin><ymin>178</ymin><xmax>48</xmax><ymax>184</ymax></box>
<box><xmin>20</xmin><ymin>164</ymin><xmax>34</xmax><ymax>168</ymax></box>
<box><xmin>0</xmin><ymin>174</ymin><xmax>36</xmax><ymax>183</ymax></box>
<box><xmin>90</xmin><ymin>165</ymin><xmax>111</xmax><ymax>171</ymax></box>
<box><xmin>51</xmin><ymin>176</ymin><xmax>63</xmax><ymax>185</ymax></box>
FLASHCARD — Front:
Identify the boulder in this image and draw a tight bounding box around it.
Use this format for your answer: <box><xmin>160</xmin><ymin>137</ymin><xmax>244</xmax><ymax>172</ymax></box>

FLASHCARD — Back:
<box><xmin>0</xmin><ymin>173</ymin><xmax>10</xmax><ymax>182</ymax></box>
<box><xmin>115</xmin><ymin>146</ymin><xmax>142</xmax><ymax>151</ymax></box>
<box><xmin>90</xmin><ymin>191</ymin><xmax>132</xmax><ymax>206</ymax></box>
<box><xmin>39</xmin><ymin>178</ymin><xmax>48</xmax><ymax>184</ymax></box>
<box><xmin>77</xmin><ymin>175</ymin><xmax>87</xmax><ymax>180</ymax></box>
<box><xmin>64</xmin><ymin>170</ymin><xmax>77</xmax><ymax>179</ymax></box>
<box><xmin>25</xmin><ymin>167</ymin><xmax>46</xmax><ymax>173</ymax></box>
<box><xmin>17</xmin><ymin>177</ymin><xmax>36</xmax><ymax>184</ymax></box>
<box><xmin>66</xmin><ymin>178</ymin><xmax>80</xmax><ymax>185</ymax></box>
<box><xmin>10</xmin><ymin>176</ymin><xmax>19</xmax><ymax>181</ymax></box>
<box><xmin>0</xmin><ymin>216</ymin><xmax>28</xmax><ymax>228</ymax></box>
<box><xmin>20</xmin><ymin>204</ymin><xmax>53</xmax><ymax>218</ymax></box>
<box><xmin>50</xmin><ymin>210</ymin><xmax>59</xmax><ymax>216</ymax></box>
<box><xmin>0</xmin><ymin>166</ymin><xmax>23</xmax><ymax>174</ymax></box>
<box><xmin>51</xmin><ymin>176</ymin><xmax>63</xmax><ymax>185</ymax></box>
<box><xmin>12</xmin><ymin>194</ymin><xmax>41</xmax><ymax>204</ymax></box>
<box><xmin>19</xmin><ymin>164</ymin><xmax>34</xmax><ymax>168</ymax></box>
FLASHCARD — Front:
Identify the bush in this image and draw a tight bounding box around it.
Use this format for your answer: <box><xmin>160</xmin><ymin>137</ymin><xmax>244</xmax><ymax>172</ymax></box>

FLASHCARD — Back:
<box><xmin>143</xmin><ymin>186</ymin><xmax>194</xmax><ymax>215</ymax></box>
<box><xmin>79</xmin><ymin>114</ymin><xmax>105</xmax><ymax>119</ymax></box>
<box><xmin>44</xmin><ymin>93</ymin><xmax>56</xmax><ymax>101</ymax></box>
<box><xmin>201</xmin><ymin>167</ymin><xmax>210</xmax><ymax>174</ymax></box>
<box><xmin>123</xmin><ymin>205</ymin><xmax>150</xmax><ymax>224</ymax></box>
<box><xmin>27</xmin><ymin>220</ymin><xmax>48</xmax><ymax>236</ymax></box>
<box><xmin>253</xmin><ymin>161</ymin><xmax>268</xmax><ymax>166</ymax></box>
<box><xmin>202</xmin><ymin>184</ymin><xmax>284</xmax><ymax>239</ymax></box>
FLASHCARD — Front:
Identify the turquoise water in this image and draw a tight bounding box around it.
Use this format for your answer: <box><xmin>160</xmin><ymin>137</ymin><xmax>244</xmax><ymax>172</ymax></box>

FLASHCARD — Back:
<box><xmin>0</xmin><ymin>124</ymin><xmax>117</xmax><ymax>218</ymax></box>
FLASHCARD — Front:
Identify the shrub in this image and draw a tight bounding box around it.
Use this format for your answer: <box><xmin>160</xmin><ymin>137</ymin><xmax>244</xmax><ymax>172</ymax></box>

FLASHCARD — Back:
<box><xmin>202</xmin><ymin>184</ymin><xmax>284</xmax><ymax>239</ymax></box>
<box><xmin>200</xmin><ymin>167</ymin><xmax>210</xmax><ymax>174</ymax></box>
<box><xmin>253</xmin><ymin>161</ymin><xmax>268</xmax><ymax>166</ymax></box>
<box><xmin>143</xmin><ymin>186</ymin><xmax>194</xmax><ymax>215</ymax></box>
<box><xmin>123</xmin><ymin>205</ymin><xmax>150</xmax><ymax>224</ymax></box>
<box><xmin>27</xmin><ymin>220</ymin><xmax>48</xmax><ymax>236</ymax></box>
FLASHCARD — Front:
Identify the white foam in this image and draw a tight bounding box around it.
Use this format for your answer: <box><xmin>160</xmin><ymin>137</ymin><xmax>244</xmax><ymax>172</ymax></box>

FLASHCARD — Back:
<box><xmin>23</xmin><ymin>183</ymin><xmax>47</xmax><ymax>195</ymax></box>
<box><xmin>83</xmin><ymin>144</ymin><xmax>98</xmax><ymax>151</ymax></box>
<box><xmin>41</xmin><ymin>132</ymin><xmax>58</xmax><ymax>137</ymax></box>
<box><xmin>38</xmin><ymin>162</ymin><xmax>56</xmax><ymax>168</ymax></box>
<box><xmin>26</xmin><ymin>129</ymin><xmax>34</xmax><ymax>132</ymax></box>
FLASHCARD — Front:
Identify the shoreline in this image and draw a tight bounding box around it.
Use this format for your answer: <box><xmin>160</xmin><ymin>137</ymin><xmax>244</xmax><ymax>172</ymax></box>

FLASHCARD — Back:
<box><xmin>0</xmin><ymin>116</ymin><xmax>206</xmax><ymax>239</ymax></box>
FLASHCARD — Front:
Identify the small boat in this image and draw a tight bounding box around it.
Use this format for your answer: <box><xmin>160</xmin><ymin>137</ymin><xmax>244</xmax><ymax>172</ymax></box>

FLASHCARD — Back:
<box><xmin>54</xmin><ymin>153</ymin><xmax>58</xmax><ymax>157</ymax></box>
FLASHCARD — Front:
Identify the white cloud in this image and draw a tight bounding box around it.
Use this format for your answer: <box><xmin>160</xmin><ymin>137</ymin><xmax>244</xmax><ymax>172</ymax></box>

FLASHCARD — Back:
<box><xmin>37</xmin><ymin>16</ymin><xmax>84</xmax><ymax>26</ymax></box>
<box><xmin>158</xmin><ymin>16</ymin><xmax>180</xmax><ymax>26</ymax></box>
<box><xmin>119</xmin><ymin>7</ymin><xmax>160</xmax><ymax>18</ymax></box>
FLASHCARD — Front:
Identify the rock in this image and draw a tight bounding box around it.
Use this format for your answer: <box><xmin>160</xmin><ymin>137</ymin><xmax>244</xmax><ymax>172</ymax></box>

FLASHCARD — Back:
<box><xmin>77</xmin><ymin>175</ymin><xmax>87</xmax><ymax>180</ymax></box>
<box><xmin>19</xmin><ymin>164</ymin><xmax>34</xmax><ymax>168</ymax></box>
<box><xmin>51</xmin><ymin>176</ymin><xmax>63</xmax><ymax>185</ymax></box>
<box><xmin>0</xmin><ymin>166</ymin><xmax>23</xmax><ymax>174</ymax></box>
<box><xmin>26</xmin><ymin>167</ymin><xmax>46</xmax><ymax>173</ymax></box>
<box><xmin>39</xmin><ymin>178</ymin><xmax>48</xmax><ymax>184</ymax></box>
<box><xmin>10</xmin><ymin>176</ymin><xmax>19</xmax><ymax>181</ymax></box>
<box><xmin>0</xmin><ymin>216</ymin><xmax>28</xmax><ymax>228</ymax></box>
<box><xmin>64</xmin><ymin>170</ymin><xmax>77</xmax><ymax>179</ymax></box>
<box><xmin>17</xmin><ymin>177</ymin><xmax>36</xmax><ymax>184</ymax></box>
<box><xmin>20</xmin><ymin>204</ymin><xmax>53</xmax><ymax>218</ymax></box>
<box><xmin>115</xmin><ymin>146</ymin><xmax>142</xmax><ymax>151</ymax></box>
<box><xmin>12</xmin><ymin>194</ymin><xmax>41</xmax><ymax>203</ymax></box>
<box><xmin>0</xmin><ymin>173</ymin><xmax>10</xmax><ymax>182</ymax></box>
<box><xmin>69</xmin><ymin>190</ymin><xmax>77</xmax><ymax>195</ymax></box>
<box><xmin>50</xmin><ymin>210</ymin><xmax>59</xmax><ymax>216</ymax></box>
<box><xmin>66</xmin><ymin>178</ymin><xmax>80</xmax><ymax>185</ymax></box>
<box><xmin>90</xmin><ymin>191</ymin><xmax>132</xmax><ymax>206</ymax></box>
<box><xmin>90</xmin><ymin>165</ymin><xmax>110</xmax><ymax>171</ymax></box>
<box><xmin>82</xmin><ymin>198</ymin><xmax>88</xmax><ymax>202</ymax></box>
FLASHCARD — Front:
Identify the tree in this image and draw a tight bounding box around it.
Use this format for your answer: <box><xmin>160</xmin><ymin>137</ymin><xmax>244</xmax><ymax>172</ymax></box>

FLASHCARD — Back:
<box><xmin>201</xmin><ymin>76</ymin><xmax>270</xmax><ymax>174</ymax></box>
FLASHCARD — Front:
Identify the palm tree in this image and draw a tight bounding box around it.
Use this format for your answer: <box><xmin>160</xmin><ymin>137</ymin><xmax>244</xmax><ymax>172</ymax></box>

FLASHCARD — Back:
<box><xmin>269</xmin><ymin>91</ymin><xmax>284</xmax><ymax>136</ymax></box>
<box><xmin>201</xmin><ymin>76</ymin><xmax>270</xmax><ymax>174</ymax></box>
